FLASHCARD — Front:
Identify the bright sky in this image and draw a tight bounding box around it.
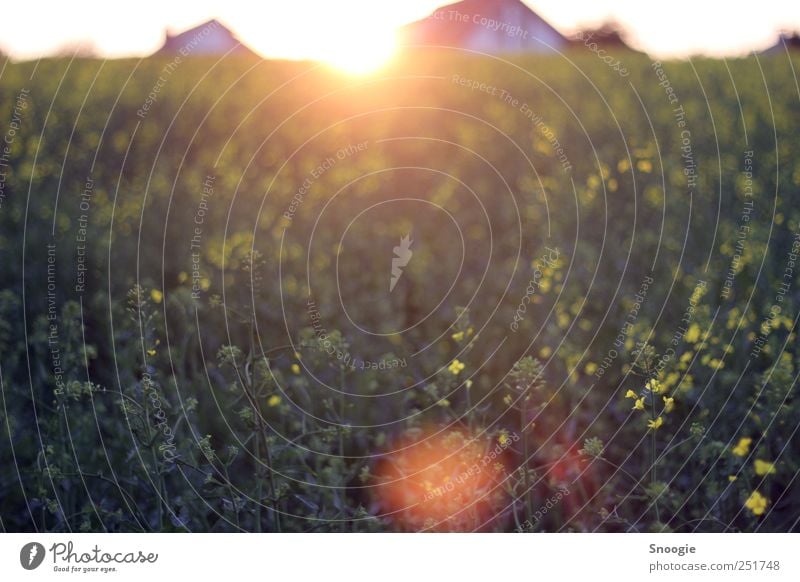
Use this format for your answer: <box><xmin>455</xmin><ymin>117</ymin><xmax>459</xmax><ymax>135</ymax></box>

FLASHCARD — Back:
<box><xmin>2</xmin><ymin>0</ymin><xmax>799</xmax><ymax>60</ymax></box>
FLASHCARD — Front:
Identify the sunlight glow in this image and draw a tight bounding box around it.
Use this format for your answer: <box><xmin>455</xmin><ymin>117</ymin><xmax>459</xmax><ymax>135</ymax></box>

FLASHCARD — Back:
<box><xmin>1</xmin><ymin>0</ymin><xmax>800</xmax><ymax>61</ymax></box>
<box><xmin>318</xmin><ymin>30</ymin><xmax>398</xmax><ymax>75</ymax></box>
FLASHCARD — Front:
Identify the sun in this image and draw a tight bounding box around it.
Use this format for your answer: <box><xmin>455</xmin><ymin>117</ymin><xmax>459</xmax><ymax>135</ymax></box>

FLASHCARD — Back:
<box><xmin>320</xmin><ymin>30</ymin><xmax>397</xmax><ymax>75</ymax></box>
<box><xmin>239</xmin><ymin>4</ymin><xmax>402</xmax><ymax>75</ymax></box>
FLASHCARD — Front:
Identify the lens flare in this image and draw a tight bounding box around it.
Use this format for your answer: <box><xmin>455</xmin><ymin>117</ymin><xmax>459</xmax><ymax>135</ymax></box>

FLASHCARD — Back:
<box><xmin>372</xmin><ymin>428</ymin><xmax>510</xmax><ymax>532</ymax></box>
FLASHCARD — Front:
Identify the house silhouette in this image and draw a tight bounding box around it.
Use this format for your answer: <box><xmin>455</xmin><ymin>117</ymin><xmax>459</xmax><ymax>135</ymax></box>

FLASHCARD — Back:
<box><xmin>154</xmin><ymin>19</ymin><xmax>258</xmax><ymax>58</ymax></box>
<box><xmin>762</xmin><ymin>32</ymin><xmax>800</xmax><ymax>55</ymax></box>
<box><xmin>400</xmin><ymin>0</ymin><xmax>568</xmax><ymax>54</ymax></box>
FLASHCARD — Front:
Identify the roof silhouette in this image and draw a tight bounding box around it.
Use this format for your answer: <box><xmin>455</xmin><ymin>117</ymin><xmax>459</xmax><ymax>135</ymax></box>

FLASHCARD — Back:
<box><xmin>154</xmin><ymin>19</ymin><xmax>258</xmax><ymax>58</ymax></box>
<box><xmin>400</xmin><ymin>0</ymin><xmax>568</xmax><ymax>54</ymax></box>
<box><xmin>762</xmin><ymin>32</ymin><xmax>800</xmax><ymax>55</ymax></box>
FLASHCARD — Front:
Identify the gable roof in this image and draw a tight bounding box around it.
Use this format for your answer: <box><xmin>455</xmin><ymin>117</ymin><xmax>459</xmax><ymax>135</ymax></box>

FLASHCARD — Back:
<box><xmin>154</xmin><ymin>19</ymin><xmax>258</xmax><ymax>58</ymax></box>
<box><xmin>400</xmin><ymin>0</ymin><xmax>568</xmax><ymax>53</ymax></box>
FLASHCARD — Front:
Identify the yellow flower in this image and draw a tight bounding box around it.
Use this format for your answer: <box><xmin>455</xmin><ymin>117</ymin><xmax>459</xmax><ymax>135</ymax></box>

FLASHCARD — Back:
<box><xmin>625</xmin><ymin>389</ymin><xmax>637</xmax><ymax>399</ymax></box>
<box><xmin>498</xmin><ymin>431</ymin><xmax>510</xmax><ymax>446</ymax></box>
<box><xmin>267</xmin><ymin>394</ymin><xmax>281</xmax><ymax>407</ymax></box>
<box><xmin>291</xmin><ymin>364</ymin><xmax>301</xmax><ymax>375</ymax></box>
<box><xmin>147</xmin><ymin>348</ymin><xmax>156</xmax><ymax>356</ymax></box>
<box><xmin>503</xmin><ymin>394</ymin><xmax>513</xmax><ymax>406</ymax></box>
<box><xmin>744</xmin><ymin>490</ymin><xmax>769</xmax><ymax>516</ymax></box>
<box><xmin>662</xmin><ymin>372</ymin><xmax>680</xmax><ymax>390</ymax></box>
<box><xmin>539</xmin><ymin>346</ymin><xmax>552</xmax><ymax>358</ymax></box>
<box><xmin>645</xmin><ymin>378</ymin><xmax>663</xmax><ymax>394</ymax></box>
<box><xmin>448</xmin><ymin>359</ymin><xmax>465</xmax><ymax>375</ymax></box>
<box><xmin>732</xmin><ymin>437</ymin><xmax>752</xmax><ymax>457</ymax></box>
<box><xmin>728</xmin><ymin>475</ymin><xmax>738</xmax><ymax>482</ymax></box>
<box><xmin>754</xmin><ymin>460</ymin><xmax>776</xmax><ymax>476</ymax></box>
<box><xmin>584</xmin><ymin>362</ymin><xmax>598</xmax><ymax>375</ymax></box>
<box><xmin>632</xmin><ymin>397</ymin><xmax>645</xmax><ymax>411</ymax></box>
<box><xmin>437</xmin><ymin>399</ymin><xmax>450</xmax><ymax>407</ymax></box>
<box><xmin>647</xmin><ymin>416</ymin><xmax>664</xmax><ymax>430</ymax></box>
<box><xmin>685</xmin><ymin>323</ymin><xmax>701</xmax><ymax>344</ymax></box>
<box><xmin>150</xmin><ymin>289</ymin><xmax>163</xmax><ymax>303</ymax></box>
<box><xmin>663</xmin><ymin>396</ymin><xmax>675</xmax><ymax>413</ymax></box>
<box><xmin>451</xmin><ymin>331</ymin><xmax>465</xmax><ymax>342</ymax></box>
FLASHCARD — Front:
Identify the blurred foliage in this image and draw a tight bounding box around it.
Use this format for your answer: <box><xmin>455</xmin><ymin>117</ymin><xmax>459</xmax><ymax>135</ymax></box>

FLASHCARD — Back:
<box><xmin>0</xmin><ymin>50</ymin><xmax>799</xmax><ymax>532</ymax></box>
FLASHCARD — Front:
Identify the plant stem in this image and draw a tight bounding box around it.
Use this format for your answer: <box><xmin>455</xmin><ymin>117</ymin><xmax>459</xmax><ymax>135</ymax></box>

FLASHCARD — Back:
<box><xmin>338</xmin><ymin>365</ymin><xmax>346</xmax><ymax>532</ymax></box>
<box><xmin>520</xmin><ymin>402</ymin><xmax>533</xmax><ymax>523</ymax></box>
<box><xmin>649</xmin><ymin>374</ymin><xmax>660</xmax><ymax>525</ymax></box>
